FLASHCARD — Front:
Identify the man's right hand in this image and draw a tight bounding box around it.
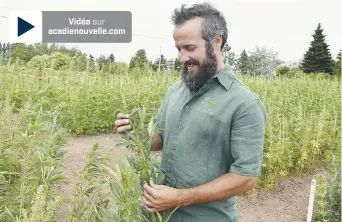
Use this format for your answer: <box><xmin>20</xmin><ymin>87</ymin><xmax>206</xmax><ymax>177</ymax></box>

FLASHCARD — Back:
<box><xmin>114</xmin><ymin>113</ymin><xmax>132</xmax><ymax>133</ymax></box>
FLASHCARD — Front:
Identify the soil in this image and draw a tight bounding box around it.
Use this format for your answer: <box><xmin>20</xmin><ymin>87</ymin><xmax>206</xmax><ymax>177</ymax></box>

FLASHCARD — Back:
<box><xmin>53</xmin><ymin>133</ymin><xmax>320</xmax><ymax>222</ymax></box>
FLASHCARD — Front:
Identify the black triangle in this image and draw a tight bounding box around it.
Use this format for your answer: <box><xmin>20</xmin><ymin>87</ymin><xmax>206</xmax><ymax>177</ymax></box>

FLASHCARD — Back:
<box><xmin>18</xmin><ymin>17</ymin><xmax>35</xmax><ymax>37</ymax></box>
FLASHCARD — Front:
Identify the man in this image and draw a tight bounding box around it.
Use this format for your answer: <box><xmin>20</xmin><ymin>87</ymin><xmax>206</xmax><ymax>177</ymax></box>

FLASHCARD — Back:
<box><xmin>114</xmin><ymin>2</ymin><xmax>267</xmax><ymax>221</ymax></box>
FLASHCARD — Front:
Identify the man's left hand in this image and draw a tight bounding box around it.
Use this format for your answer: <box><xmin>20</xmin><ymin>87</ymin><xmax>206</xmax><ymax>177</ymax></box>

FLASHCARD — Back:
<box><xmin>143</xmin><ymin>180</ymin><xmax>183</xmax><ymax>212</ymax></box>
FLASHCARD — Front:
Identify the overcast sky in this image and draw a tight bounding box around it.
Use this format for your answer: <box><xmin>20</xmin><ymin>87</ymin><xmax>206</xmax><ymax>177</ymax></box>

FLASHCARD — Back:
<box><xmin>0</xmin><ymin>0</ymin><xmax>341</xmax><ymax>64</ymax></box>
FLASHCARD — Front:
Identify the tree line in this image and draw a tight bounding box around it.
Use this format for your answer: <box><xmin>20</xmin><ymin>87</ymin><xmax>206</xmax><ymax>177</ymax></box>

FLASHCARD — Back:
<box><xmin>0</xmin><ymin>23</ymin><xmax>340</xmax><ymax>76</ymax></box>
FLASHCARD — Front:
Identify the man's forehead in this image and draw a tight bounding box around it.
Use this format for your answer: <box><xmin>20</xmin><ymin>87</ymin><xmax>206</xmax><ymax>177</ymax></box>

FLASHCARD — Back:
<box><xmin>173</xmin><ymin>17</ymin><xmax>203</xmax><ymax>33</ymax></box>
<box><xmin>173</xmin><ymin>21</ymin><xmax>203</xmax><ymax>46</ymax></box>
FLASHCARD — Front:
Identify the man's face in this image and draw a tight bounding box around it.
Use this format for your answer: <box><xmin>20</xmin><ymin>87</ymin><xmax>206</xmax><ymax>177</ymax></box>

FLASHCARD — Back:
<box><xmin>173</xmin><ymin>17</ymin><xmax>218</xmax><ymax>91</ymax></box>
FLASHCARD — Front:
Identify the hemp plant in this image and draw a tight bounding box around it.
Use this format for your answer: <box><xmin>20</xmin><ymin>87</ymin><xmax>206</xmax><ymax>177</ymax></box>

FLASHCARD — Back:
<box><xmin>107</xmin><ymin>107</ymin><xmax>178</xmax><ymax>222</ymax></box>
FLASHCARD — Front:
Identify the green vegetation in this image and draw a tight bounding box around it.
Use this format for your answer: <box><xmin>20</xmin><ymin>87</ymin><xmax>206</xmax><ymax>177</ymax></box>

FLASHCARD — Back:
<box><xmin>0</xmin><ymin>95</ymin><xmax>68</xmax><ymax>221</ymax></box>
<box><xmin>0</xmin><ymin>22</ymin><xmax>339</xmax><ymax>222</ymax></box>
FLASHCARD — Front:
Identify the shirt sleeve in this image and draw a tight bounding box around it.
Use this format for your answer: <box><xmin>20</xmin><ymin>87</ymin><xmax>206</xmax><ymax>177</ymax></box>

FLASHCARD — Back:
<box><xmin>229</xmin><ymin>98</ymin><xmax>268</xmax><ymax>177</ymax></box>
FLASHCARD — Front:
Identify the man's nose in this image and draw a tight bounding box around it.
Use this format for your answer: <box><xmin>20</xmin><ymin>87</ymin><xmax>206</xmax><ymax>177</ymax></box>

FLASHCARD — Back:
<box><xmin>178</xmin><ymin>53</ymin><xmax>189</xmax><ymax>64</ymax></box>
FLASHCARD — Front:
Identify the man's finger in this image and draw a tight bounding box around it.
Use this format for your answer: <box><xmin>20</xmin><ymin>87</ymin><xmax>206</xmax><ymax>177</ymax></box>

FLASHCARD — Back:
<box><xmin>150</xmin><ymin>180</ymin><xmax>162</xmax><ymax>190</ymax></box>
<box><xmin>116</xmin><ymin>124</ymin><xmax>132</xmax><ymax>133</ymax></box>
<box><xmin>144</xmin><ymin>189</ymin><xmax>156</xmax><ymax>204</ymax></box>
<box><xmin>115</xmin><ymin>118</ymin><xmax>130</xmax><ymax>127</ymax></box>
<box><xmin>117</xmin><ymin>113</ymin><xmax>129</xmax><ymax>120</ymax></box>
<box><xmin>145</xmin><ymin>205</ymin><xmax>157</xmax><ymax>212</ymax></box>
<box><xmin>143</xmin><ymin>197</ymin><xmax>156</xmax><ymax>208</ymax></box>
<box><xmin>143</xmin><ymin>183</ymin><xmax>157</xmax><ymax>198</ymax></box>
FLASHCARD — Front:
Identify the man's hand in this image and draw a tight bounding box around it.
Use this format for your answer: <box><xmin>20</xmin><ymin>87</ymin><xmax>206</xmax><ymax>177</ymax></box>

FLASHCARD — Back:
<box><xmin>113</xmin><ymin>113</ymin><xmax>132</xmax><ymax>133</ymax></box>
<box><xmin>143</xmin><ymin>180</ymin><xmax>182</xmax><ymax>212</ymax></box>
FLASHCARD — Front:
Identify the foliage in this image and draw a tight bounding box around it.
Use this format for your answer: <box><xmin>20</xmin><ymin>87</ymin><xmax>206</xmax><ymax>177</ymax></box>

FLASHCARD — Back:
<box><xmin>0</xmin><ymin>42</ymin><xmax>83</xmax><ymax>66</ymax></box>
<box><xmin>71</xmin><ymin>53</ymin><xmax>88</xmax><ymax>72</ymax></box>
<box><xmin>0</xmin><ymin>66</ymin><xmax>339</xmax><ymax>192</ymax></box>
<box><xmin>67</xmin><ymin>143</ymin><xmax>112</xmax><ymax>222</ymax></box>
<box><xmin>301</xmin><ymin>23</ymin><xmax>335</xmax><ymax>74</ymax></box>
<box><xmin>151</xmin><ymin>54</ymin><xmax>168</xmax><ymax>72</ymax></box>
<box><xmin>334</xmin><ymin>49</ymin><xmax>341</xmax><ymax>75</ymax></box>
<box><xmin>108</xmin><ymin>107</ymin><xmax>179</xmax><ymax>221</ymax></box>
<box><xmin>222</xmin><ymin>44</ymin><xmax>238</xmax><ymax>72</ymax></box>
<box><xmin>236</xmin><ymin>74</ymin><xmax>340</xmax><ymax>190</ymax></box>
<box><xmin>0</xmin><ymin>97</ymin><xmax>68</xmax><ymax>221</ymax></box>
<box><xmin>0</xmin><ymin>61</ymin><xmax>340</xmax><ymax>221</ymax></box>
<box><xmin>27</xmin><ymin>52</ymin><xmax>72</xmax><ymax>70</ymax></box>
<box><xmin>247</xmin><ymin>46</ymin><xmax>284</xmax><ymax>76</ymax></box>
<box><xmin>129</xmin><ymin>49</ymin><xmax>150</xmax><ymax>69</ymax></box>
<box><xmin>314</xmin><ymin>158</ymin><xmax>341</xmax><ymax>222</ymax></box>
<box><xmin>10</xmin><ymin>43</ymin><xmax>35</xmax><ymax>64</ymax></box>
<box><xmin>236</xmin><ymin>49</ymin><xmax>249</xmax><ymax>75</ymax></box>
<box><xmin>27</xmin><ymin>54</ymin><xmax>50</xmax><ymax>69</ymax></box>
<box><xmin>276</xmin><ymin>66</ymin><xmax>290</xmax><ymax>76</ymax></box>
<box><xmin>173</xmin><ymin>58</ymin><xmax>182</xmax><ymax>72</ymax></box>
<box><xmin>65</xmin><ymin>107</ymin><xmax>178</xmax><ymax>222</ymax></box>
<box><xmin>49</xmin><ymin>52</ymin><xmax>72</xmax><ymax>70</ymax></box>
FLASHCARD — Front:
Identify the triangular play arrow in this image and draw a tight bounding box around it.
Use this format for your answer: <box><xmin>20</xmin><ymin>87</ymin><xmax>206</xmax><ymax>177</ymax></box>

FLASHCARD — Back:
<box><xmin>18</xmin><ymin>17</ymin><xmax>35</xmax><ymax>37</ymax></box>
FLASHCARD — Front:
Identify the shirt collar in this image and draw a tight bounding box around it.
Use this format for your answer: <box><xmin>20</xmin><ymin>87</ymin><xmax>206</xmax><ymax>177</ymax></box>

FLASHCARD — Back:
<box><xmin>211</xmin><ymin>65</ymin><xmax>235</xmax><ymax>91</ymax></box>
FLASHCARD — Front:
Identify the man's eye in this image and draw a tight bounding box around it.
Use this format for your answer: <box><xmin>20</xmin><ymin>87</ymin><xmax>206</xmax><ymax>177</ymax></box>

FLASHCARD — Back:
<box><xmin>188</xmin><ymin>47</ymin><xmax>195</xmax><ymax>51</ymax></box>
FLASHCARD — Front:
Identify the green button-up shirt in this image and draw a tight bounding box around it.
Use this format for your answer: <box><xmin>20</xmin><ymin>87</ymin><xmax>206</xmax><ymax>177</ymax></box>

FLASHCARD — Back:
<box><xmin>153</xmin><ymin>65</ymin><xmax>267</xmax><ymax>222</ymax></box>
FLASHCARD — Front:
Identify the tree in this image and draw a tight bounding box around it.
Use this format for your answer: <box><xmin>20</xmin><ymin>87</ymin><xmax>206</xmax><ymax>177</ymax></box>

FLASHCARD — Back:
<box><xmin>247</xmin><ymin>46</ymin><xmax>283</xmax><ymax>76</ymax></box>
<box><xmin>49</xmin><ymin>52</ymin><xmax>71</xmax><ymax>70</ymax></box>
<box><xmin>32</xmin><ymin>43</ymin><xmax>52</xmax><ymax>56</ymax></box>
<box><xmin>97</xmin><ymin>54</ymin><xmax>109</xmax><ymax>72</ymax></box>
<box><xmin>87</xmin><ymin>54</ymin><xmax>95</xmax><ymax>72</ymax></box>
<box><xmin>301</xmin><ymin>23</ymin><xmax>335</xmax><ymax>74</ymax></box>
<box><xmin>11</xmin><ymin>43</ymin><xmax>35</xmax><ymax>64</ymax></box>
<box><xmin>0</xmin><ymin>52</ymin><xmax>3</xmax><ymax>66</ymax></box>
<box><xmin>1</xmin><ymin>43</ymin><xmax>14</xmax><ymax>64</ymax></box>
<box><xmin>174</xmin><ymin>58</ymin><xmax>182</xmax><ymax>72</ymax></box>
<box><xmin>73</xmin><ymin>53</ymin><xmax>87</xmax><ymax>71</ymax></box>
<box><xmin>0</xmin><ymin>43</ymin><xmax>3</xmax><ymax>64</ymax></box>
<box><xmin>236</xmin><ymin>49</ymin><xmax>249</xmax><ymax>75</ymax></box>
<box><xmin>335</xmin><ymin>50</ymin><xmax>341</xmax><ymax>75</ymax></box>
<box><xmin>152</xmin><ymin>54</ymin><xmax>167</xmax><ymax>72</ymax></box>
<box><xmin>222</xmin><ymin>43</ymin><xmax>238</xmax><ymax>72</ymax></box>
<box><xmin>129</xmin><ymin>49</ymin><xmax>149</xmax><ymax>69</ymax></box>
<box><xmin>108</xmin><ymin>53</ymin><xmax>115</xmax><ymax>64</ymax></box>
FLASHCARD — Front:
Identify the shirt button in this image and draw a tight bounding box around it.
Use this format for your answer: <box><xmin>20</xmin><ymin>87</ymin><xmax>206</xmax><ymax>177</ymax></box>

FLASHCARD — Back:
<box><xmin>167</xmin><ymin>168</ymin><xmax>171</xmax><ymax>172</ymax></box>
<box><xmin>185</xmin><ymin>105</ymin><xmax>190</xmax><ymax>109</ymax></box>
<box><xmin>172</xmin><ymin>145</ymin><xmax>176</xmax><ymax>150</ymax></box>
<box><xmin>178</xmin><ymin>125</ymin><xmax>182</xmax><ymax>129</ymax></box>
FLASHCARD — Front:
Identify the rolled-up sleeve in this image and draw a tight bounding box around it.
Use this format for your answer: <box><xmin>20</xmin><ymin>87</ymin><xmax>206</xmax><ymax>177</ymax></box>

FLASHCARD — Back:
<box><xmin>229</xmin><ymin>99</ymin><xmax>267</xmax><ymax>176</ymax></box>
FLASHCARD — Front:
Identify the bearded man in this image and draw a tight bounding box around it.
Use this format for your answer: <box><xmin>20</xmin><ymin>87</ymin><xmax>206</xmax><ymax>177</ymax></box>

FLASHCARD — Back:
<box><xmin>114</xmin><ymin>2</ymin><xmax>268</xmax><ymax>221</ymax></box>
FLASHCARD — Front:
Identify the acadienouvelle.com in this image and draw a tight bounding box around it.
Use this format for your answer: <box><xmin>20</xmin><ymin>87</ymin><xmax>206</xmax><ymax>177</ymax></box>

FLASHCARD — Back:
<box><xmin>47</xmin><ymin>27</ymin><xmax>126</xmax><ymax>35</ymax></box>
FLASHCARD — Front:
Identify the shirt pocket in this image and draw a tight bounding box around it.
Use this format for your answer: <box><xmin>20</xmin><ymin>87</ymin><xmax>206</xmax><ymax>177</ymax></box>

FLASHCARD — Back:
<box><xmin>189</xmin><ymin>107</ymin><xmax>223</xmax><ymax>139</ymax></box>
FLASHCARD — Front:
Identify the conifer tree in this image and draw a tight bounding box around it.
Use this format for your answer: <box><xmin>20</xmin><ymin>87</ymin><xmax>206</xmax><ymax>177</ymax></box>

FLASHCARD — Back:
<box><xmin>335</xmin><ymin>50</ymin><xmax>341</xmax><ymax>75</ymax></box>
<box><xmin>301</xmin><ymin>23</ymin><xmax>334</xmax><ymax>74</ymax></box>
<box><xmin>236</xmin><ymin>49</ymin><xmax>249</xmax><ymax>75</ymax></box>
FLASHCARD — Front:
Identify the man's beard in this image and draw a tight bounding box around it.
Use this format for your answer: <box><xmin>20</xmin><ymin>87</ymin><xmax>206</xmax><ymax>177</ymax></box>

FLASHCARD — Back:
<box><xmin>181</xmin><ymin>43</ymin><xmax>218</xmax><ymax>92</ymax></box>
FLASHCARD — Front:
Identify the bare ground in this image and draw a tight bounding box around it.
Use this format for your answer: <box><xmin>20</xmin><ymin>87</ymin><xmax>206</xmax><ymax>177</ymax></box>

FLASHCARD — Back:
<box><xmin>53</xmin><ymin>133</ymin><xmax>320</xmax><ymax>222</ymax></box>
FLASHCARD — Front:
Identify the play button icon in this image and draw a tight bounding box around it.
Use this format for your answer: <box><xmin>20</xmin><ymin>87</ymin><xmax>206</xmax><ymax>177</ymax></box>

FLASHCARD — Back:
<box><xmin>17</xmin><ymin>17</ymin><xmax>35</xmax><ymax>37</ymax></box>
<box><xmin>9</xmin><ymin>11</ymin><xmax>42</xmax><ymax>43</ymax></box>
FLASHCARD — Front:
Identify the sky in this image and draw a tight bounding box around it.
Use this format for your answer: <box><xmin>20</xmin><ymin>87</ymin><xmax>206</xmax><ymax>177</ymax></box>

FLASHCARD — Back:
<box><xmin>0</xmin><ymin>0</ymin><xmax>341</xmax><ymax>64</ymax></box>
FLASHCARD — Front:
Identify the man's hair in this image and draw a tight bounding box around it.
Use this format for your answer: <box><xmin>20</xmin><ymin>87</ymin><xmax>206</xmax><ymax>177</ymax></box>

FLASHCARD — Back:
<box><xmin>171</xmin><ymin>2</ymin><xmax>228</xmax><ymax>51</ymax></box>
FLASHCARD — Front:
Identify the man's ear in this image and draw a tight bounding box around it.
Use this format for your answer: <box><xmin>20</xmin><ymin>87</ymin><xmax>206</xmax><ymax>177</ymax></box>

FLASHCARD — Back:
<box><xmin>214</xmin><ymin>35</ymin><xmax>223</xmax><ymax>51</ymax></box>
